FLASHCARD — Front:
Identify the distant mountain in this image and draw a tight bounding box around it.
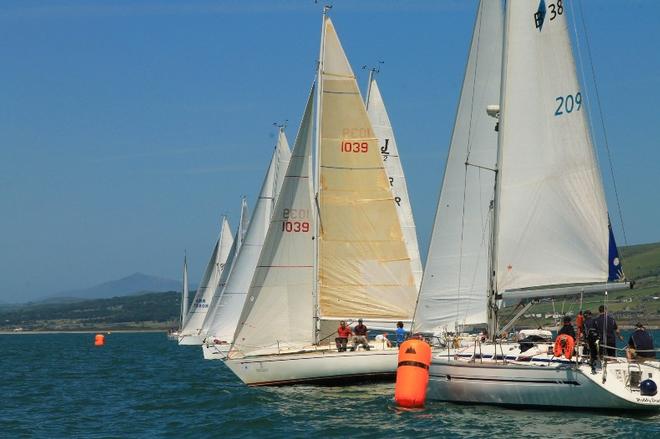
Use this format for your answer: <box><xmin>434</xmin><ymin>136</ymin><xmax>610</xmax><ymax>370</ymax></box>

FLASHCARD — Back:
<box><xmin>48</xmin><ymin>273</ymin><xmax>185</xmax><ymax>302</ymax></box>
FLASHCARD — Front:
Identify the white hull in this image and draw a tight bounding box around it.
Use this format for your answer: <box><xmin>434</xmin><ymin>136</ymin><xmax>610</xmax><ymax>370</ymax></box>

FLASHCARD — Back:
<box><xmin>427</xmin><ymin>343</ymin><xmax>660</xmax><ymax>410</ymax></box>
<box><xmin>177</xmin><ymin>334</ymin><xmax>205</xmax><ymax>346</ymax></box>
<box><xmin>202</xmin><ymin>342</ymin><xmax>230</xmax><ymax>360</ymax></box>
<box><xmin>225</xmin><ymin>346</ymin><xmax>398</xmax><ymax>386</ymax></box>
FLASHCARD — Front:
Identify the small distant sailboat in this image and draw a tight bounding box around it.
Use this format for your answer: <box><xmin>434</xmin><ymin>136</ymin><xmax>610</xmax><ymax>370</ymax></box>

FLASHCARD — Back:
<box><xmin>365</xmin><ymin>72</ymin><xmax>423</xmax><ymax>292</ymax></box>
<box><xmin>178</xmin><ymin>216</ymin><xmax>233</xmax><ymax>345</ymax></box>
<box><xmin>224</xmin><ymin>10</ymin><xmax>418</xmax><ymax>386</ymax></box>
<box><xmin>418</xmin><ymin>0</ymin><xmax>658</xmax><ymax>410</ymax></box>
<box><xmin>168</xmin><ymin>254</ymin><xmax>189</xmax><ymax>340</ymax></box>
<box><xmin>201</xmin><ymin>129</ymin><xmax>291</xmax><ymax>359</ymax></box>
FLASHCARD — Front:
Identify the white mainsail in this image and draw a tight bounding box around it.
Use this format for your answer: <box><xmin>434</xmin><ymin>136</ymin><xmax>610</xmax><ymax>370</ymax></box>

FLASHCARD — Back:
<box><xmin>366</xmin><ymin>76</ymin><xmax>423</xmax><ymax>293</ymax></box>
<box><xmin>317</xmin><ymin>16</ymin><xmax>417</xmax><ymax>321</ymax></box>
<box><xmin>179</xmin><ymin>217</ymin><xmax>233</xmax><ymax>338</ymax></box>
<box><xmin>181</xmin><ymin>255</ymin><xmax>189</xmax><ymax>329</ymax></box>
<box><xmin>200</xmin><ymin>197</ymin><xmax>249</xmax><ymax>336</ymax></box>
<box><xmin>232</xmin><ymin>85</ymin><xmax>316</xmax><ymax>355</ymax></box>
<box><xmin>204</xmin><ymin>133</ymin><xmax>291</xmax><ymax>342</ymax></box>
<box><xmin>413</xmin><ymin>0</ymin><xmax>503</xmax><ymax>333</ymax></box>
<box><xmin>495</xmin><ymin>0</ymin><xmax>609</xmax><ymax>294</ymax></box>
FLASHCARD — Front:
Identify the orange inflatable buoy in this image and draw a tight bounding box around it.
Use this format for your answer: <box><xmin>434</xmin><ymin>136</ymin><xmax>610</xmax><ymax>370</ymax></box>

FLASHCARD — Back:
<box><xmin>94</xmin><ymin>334</ymin><xmax>105</xmax><ymax>346</ymax></box>
<box><xmin>394</xmin><ymin>338</ymin><xmax>432</xmax><ymax>408</ymax></box>
<box><xmin>553</xmin><ymin>334</ymin><xmax>574</xmax><ymax>359</ymax></box>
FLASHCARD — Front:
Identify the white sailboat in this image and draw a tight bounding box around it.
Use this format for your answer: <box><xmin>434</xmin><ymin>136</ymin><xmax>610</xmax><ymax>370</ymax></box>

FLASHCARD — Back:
<box><xmin>169</xmin><ymin>254</ymin><xmax>190</xmax><ymax>340</ymax></box>
<box><xmin>224</xmin><ymin>11</ymin><xmax>418</xmax><ymax>386</ymax></box>
<box><xmin>366</xmin><ymin>74</ymin><xmax>423</xmax><ymax>293</ymax></box>
<box><xmin>199</xmin><ymin>197</ymin><xmax>249</xmax><ymax>342</ymax></box>
<box><xmin>419</xmin><ymin>0</ymin><xmax>659</xmax><ymax>410</ymax></box>
<box><xmin>178</xmin><ymin>216</ymin><xmax>234</xmax><ymax>345</ymax></box>
<box><xmin>201</xmin><ymin>130</ymin><xmax>291</xmax><ymax>359</ymax></box>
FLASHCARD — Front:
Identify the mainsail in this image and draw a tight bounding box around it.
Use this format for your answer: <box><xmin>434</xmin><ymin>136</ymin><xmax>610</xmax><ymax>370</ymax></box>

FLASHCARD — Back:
<box><xmin>317</xmin><ymin>16</ymin><xmax>417</xmax><ymax>321</ymax></box>
<box><xmin>200</xmin><ymin>197</ymin><xmax>249</xmax><ymax>336</ymax></box>
<box><xmin>414</xmin><ymin>0</ymin><xmax>503</xmax><ymax>333</ymax></box>
<box><xmin>232</xmin><ymin>85</ymin><xmax>316</xmax><ymax>355</ymax></box>
<box><xmin>180</xmin><ymin>216</ymin><xmax>233</xmax><ymax>337</ymax></box>
<box><xmin>495</xmin><ymin>0</ymin><xmax>609</xmax><ymax>294</ymax></box>
<box><xmin>204</xmin><ymin>133</ymin><xmax>291</xmax><ymax>342</ymax></box>
<box><xmin>366</xmin><ymin>76</ymin><xmax>423</xmax><ymax>293</ymax></box>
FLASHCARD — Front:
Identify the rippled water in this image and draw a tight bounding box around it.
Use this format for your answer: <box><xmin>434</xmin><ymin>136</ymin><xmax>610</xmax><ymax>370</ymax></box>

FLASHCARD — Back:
<box><xmin>1</xmin><ymin>332</ymin><xmax>659</xmax><ymax>438</ymax></box>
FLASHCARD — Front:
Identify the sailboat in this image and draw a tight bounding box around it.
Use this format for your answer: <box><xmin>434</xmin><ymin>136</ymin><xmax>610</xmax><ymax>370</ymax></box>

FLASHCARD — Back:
<box><xmin>365</xmin><ymin>73</ymin><xmax>423</xmax><ymax>293</ymax></box>
<box><xmin>224</xmin><ymin>10</ymin><xmax>418</xmax><ymax>386</ymax></box>
<box><xmin>178</xmin><ymin>216</ymin><xmax>234</xmax><ymax>345</ymax></box>
<box><xmin>168</xmin><ymin>254</ymin><xmax>189</xmax><ymax>340</ymax></box>
<box><xmin>200</xmin><ymin>129</ymin><xmax>291</xmax><ymax>359</ymax></box>
<box><xmin>417</xmin><ymin>0</ymin><xmax>659</xmax><ymax>410</ymax></box>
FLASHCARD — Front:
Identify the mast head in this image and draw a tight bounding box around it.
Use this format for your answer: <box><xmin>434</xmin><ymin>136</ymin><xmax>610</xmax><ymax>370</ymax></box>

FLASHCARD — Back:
<box><xmin>322</xmin><ymin>4</ymin><xmax>332</xmax><ymax>15</ymax></box>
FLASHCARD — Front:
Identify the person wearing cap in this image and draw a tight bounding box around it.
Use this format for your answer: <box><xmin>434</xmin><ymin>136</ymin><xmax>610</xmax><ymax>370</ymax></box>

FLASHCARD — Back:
<box><xmin>626</xmin><ymin>322</ymin><xmax>656</xmax><ymax>361</ymax></box>
<box><xmin>335</xmin><ymin>321</ymin><xmax>352</xmax><ymax>352</ymax></box>
<box><xmin>557</xmin><ymin>315</ymin><xmax>576</xmax><ymax>340</ymax></box>
<box><xmin>351</xmin><ymin>319</ymin><xmax>370</xmax><ymax>351</ymax></box>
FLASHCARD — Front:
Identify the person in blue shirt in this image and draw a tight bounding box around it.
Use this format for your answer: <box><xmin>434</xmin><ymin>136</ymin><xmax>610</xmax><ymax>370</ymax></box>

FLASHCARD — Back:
<box><xmin>395</xmin><ymin>321</ymin><xmax>407</xmax><ymax>346</ymax></box>
<box><xmin>594</xmin><ymin>305</ymin><xmax>623</xmax><ymax>358</ymax></box>
<box><xmin>626</xmin><ymin>322</ymin><xmax>656</xmax><ymax>361</ymax></box>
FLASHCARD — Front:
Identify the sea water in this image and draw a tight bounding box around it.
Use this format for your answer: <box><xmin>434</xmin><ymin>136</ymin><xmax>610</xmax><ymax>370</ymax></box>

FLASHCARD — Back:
<box><xmin>1</xmin><ymin>332</ymin><xmax>659</xmax><ymax>438</ymax></box>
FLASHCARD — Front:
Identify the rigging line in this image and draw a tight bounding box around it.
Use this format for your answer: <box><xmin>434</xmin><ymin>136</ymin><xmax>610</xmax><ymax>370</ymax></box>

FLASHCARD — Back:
<box><xmin>574</xmin><ymin>0</ymin><xmax>628</xmax><ymax>246</ymax></box>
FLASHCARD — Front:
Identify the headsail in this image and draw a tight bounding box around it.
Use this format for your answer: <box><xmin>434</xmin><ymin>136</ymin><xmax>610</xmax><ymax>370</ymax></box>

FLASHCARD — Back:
<box><xmin>414</xmin><ymin>0</ymin><xmax>503</xmax><ymax>333</ymax></box>
<box><xmin>200</xmin><ymin>198</ymin><xmax>249</xmax><ymax>336</ymax></box>
<box><xmin>204</xmin><ymin>133</ymin><xmax>291</xmax><ymax>342</ymax></box>
<box><xmin>181</xmin><ymin>255</ymin><xmax>189</xmax><ymax>329</ymax></box>
<box><xmin>317</xmin><ymin>16</ymin><xmax>417</xmax><ymax>321</ymax></box>
<box><xmin>180</xmin><ymin>217</ymin><xmax>233</xmax><ymax>337</ymax></box>
<box><xmin>495</xmin><ymin>0</ymin><xmax>609</xmax><ymax>293</ymax></box>
<box><xmin>366</xmin><ymin>77</ymin><xmax>423</xmax><ymax>293</ymax></box>
<box><xmin>231</xmin><ymin>85</ymin><xmax>316</xmax><ymax>355</ymax></box>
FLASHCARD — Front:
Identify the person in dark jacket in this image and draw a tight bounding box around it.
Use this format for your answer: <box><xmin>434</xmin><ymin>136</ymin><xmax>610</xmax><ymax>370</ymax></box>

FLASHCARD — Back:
<box><xmin>626</xmin><ymin>322</ymin><xmax>656</xmax><ymax>361</ymax></box>
<box><xmin>594</xmin><ymin>305</ymin><xmax>623</xmax><ymax>358</ymax></box>
<box><xmin>557</xmin><ymin>315</ymin><xmax>576</xmax><ymax>340</ymax></box>
<box><xmin>583</xmin><ymin>310</ymin><xmax>598</xmax><ymax>373</ymax></box>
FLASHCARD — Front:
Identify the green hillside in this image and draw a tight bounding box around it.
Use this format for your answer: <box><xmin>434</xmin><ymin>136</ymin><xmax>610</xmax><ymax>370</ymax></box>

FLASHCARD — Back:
<box><xmin>0</xmin><ymin>292</ymin><xmax>182</xmax><ymax>332</ymax></box>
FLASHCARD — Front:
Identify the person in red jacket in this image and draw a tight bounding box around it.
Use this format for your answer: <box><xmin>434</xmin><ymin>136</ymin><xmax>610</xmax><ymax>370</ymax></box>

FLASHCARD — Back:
<box><xmin>335</xmin><ymin>321</ymin><xmax>352</xmax><ymax>352</ymax></box>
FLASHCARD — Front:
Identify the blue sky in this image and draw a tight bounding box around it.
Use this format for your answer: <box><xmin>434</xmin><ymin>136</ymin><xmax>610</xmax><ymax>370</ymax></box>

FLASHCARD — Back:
<box><xmin>1</xmin><ymin>0</ymin><xmax>658</xmax><ymax>302</ymax></box>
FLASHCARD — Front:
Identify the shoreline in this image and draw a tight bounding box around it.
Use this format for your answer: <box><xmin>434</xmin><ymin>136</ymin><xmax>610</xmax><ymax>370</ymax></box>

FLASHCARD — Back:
<box><xmin>0</xmin><ymin>329</ymin><xmax>168</xmax><ymax>335</ymax></box>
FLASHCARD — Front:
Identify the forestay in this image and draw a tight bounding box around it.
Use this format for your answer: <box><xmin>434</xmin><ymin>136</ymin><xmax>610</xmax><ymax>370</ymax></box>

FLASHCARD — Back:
<box><xmin>414</xmin><ymin>0</ymin><xmax>502</xmax><ymax>333</ymax></box>
<box><xmin>204</xmin><ymin>134</ymin><xmax>291</xmax><ymax>342</ymax></box>
<box><xmin>180</xmin><ymin>217</ymin><xmax>233</xmax><ymax>337</ymax></box>
<box><xmin>366</xmin><ymin>77</ymin><xmax>423</xmax><ymax>293</ymax></box>
<box><xmin>495</xmin><ymin>0</ymin><xmax>608</xmax><ymax>293</ymax></box>
<box><xmin>318</xmin><ymin>17</ymin><xmax>417</xmax><ymax>321</ymax></box>
<box><xmin>231</xmin><ymin>86</ymin><xmax>316</xmax><ymax>355</ymax></box>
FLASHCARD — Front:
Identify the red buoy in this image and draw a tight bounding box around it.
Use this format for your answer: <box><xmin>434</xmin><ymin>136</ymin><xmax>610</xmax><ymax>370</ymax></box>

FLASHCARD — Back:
<box><xmin>395</xmin><ymin>338</ymin><xmax>431</xmax><ymax>408</ymax></box>
<box><xmin>94</xmin><ymin>334</ymin><xmax>105</xmax><ymax>346</ymax></box>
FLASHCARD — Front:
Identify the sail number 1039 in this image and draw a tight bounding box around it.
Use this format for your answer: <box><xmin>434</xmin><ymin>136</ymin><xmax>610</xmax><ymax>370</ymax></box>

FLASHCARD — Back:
<box><xmin>341</xmin><ymin>141</ymin><xmax>368</xmax><ymax>153</ymax></box>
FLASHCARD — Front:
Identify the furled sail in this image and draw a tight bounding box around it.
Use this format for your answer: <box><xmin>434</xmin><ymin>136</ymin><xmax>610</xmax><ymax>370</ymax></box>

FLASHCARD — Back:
<box><xmin>366</xmin><ymin>77</ymin><xmax>423</xmax><ymax>293</ymax></box>
<box><xmin>180</xmin><ymin>217</ymin><xmax>233</xmax><ymax>337</ymax></box>
<box><xmin>495</xmin><ymin>0</ymin><xmax>609</xmax><ymax>293</ymax></box>
<box><xmin>414</xmin><ymin>0</ymin><xmax>503</xmax><ymax>333</ymax></box>
<box><xmin>181</xmin><ymin>255</ymin><xmax>189</xmax><ymax>329</ymax></box>
<box><xmin>200</xmin><ymin>197</ymin><xmax>249</xmax><ymax>336</ymax></box>
<box><xmin>317</xmin><ymin>16</ymin><xmax>417</xmax><ymax>321</ymax></box>
<box><xmin>204</xmin><ymin>135</ymin><xmax>291</xmax><ymax>342</ymax></box>
<box><xmin>231</xmin><ymin>85</ymin><xmax>316</xmax><ymax>355</ymax></box>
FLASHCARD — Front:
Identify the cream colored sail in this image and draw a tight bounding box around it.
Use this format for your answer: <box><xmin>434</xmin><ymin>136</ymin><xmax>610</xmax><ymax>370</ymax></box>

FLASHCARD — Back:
<box><xmin>414</xmin><ymin>0</ymin><xmax>502</xmax><ymax>333</ymax></box>
<box><xmin>495</xmin><ymin>0</ymin><xmax>608</xmax><ymax>293</ymax></box>
<box><xmin>366</xmin><ymin>77</ymin><xmax>423</xmax><ymax>293</ymax></box>
<box><xmin>317</xmin><ymin>16</ymin><xmax>417</xmax><ymax>321</ymax></box>
<box><xmin>231</xmin><ymin>86</ymin><xmax>315</xmax><ymax>355</ymax></box>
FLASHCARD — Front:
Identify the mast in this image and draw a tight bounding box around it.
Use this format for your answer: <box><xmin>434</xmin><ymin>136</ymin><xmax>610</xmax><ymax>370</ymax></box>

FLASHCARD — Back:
<box><xmin>312</xmin><ymin>5</ymin><xmax>330</xmax><ymax>345</ymax></box>
<box><xmin>181</xmin><ymin>252</ymin><xmax>189</xmax><ymax>330</ymax></box>
<box><xmin>487</xmin><ymin>0</ymin><xmax>509</xmax><ymax>341</ymax></box>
